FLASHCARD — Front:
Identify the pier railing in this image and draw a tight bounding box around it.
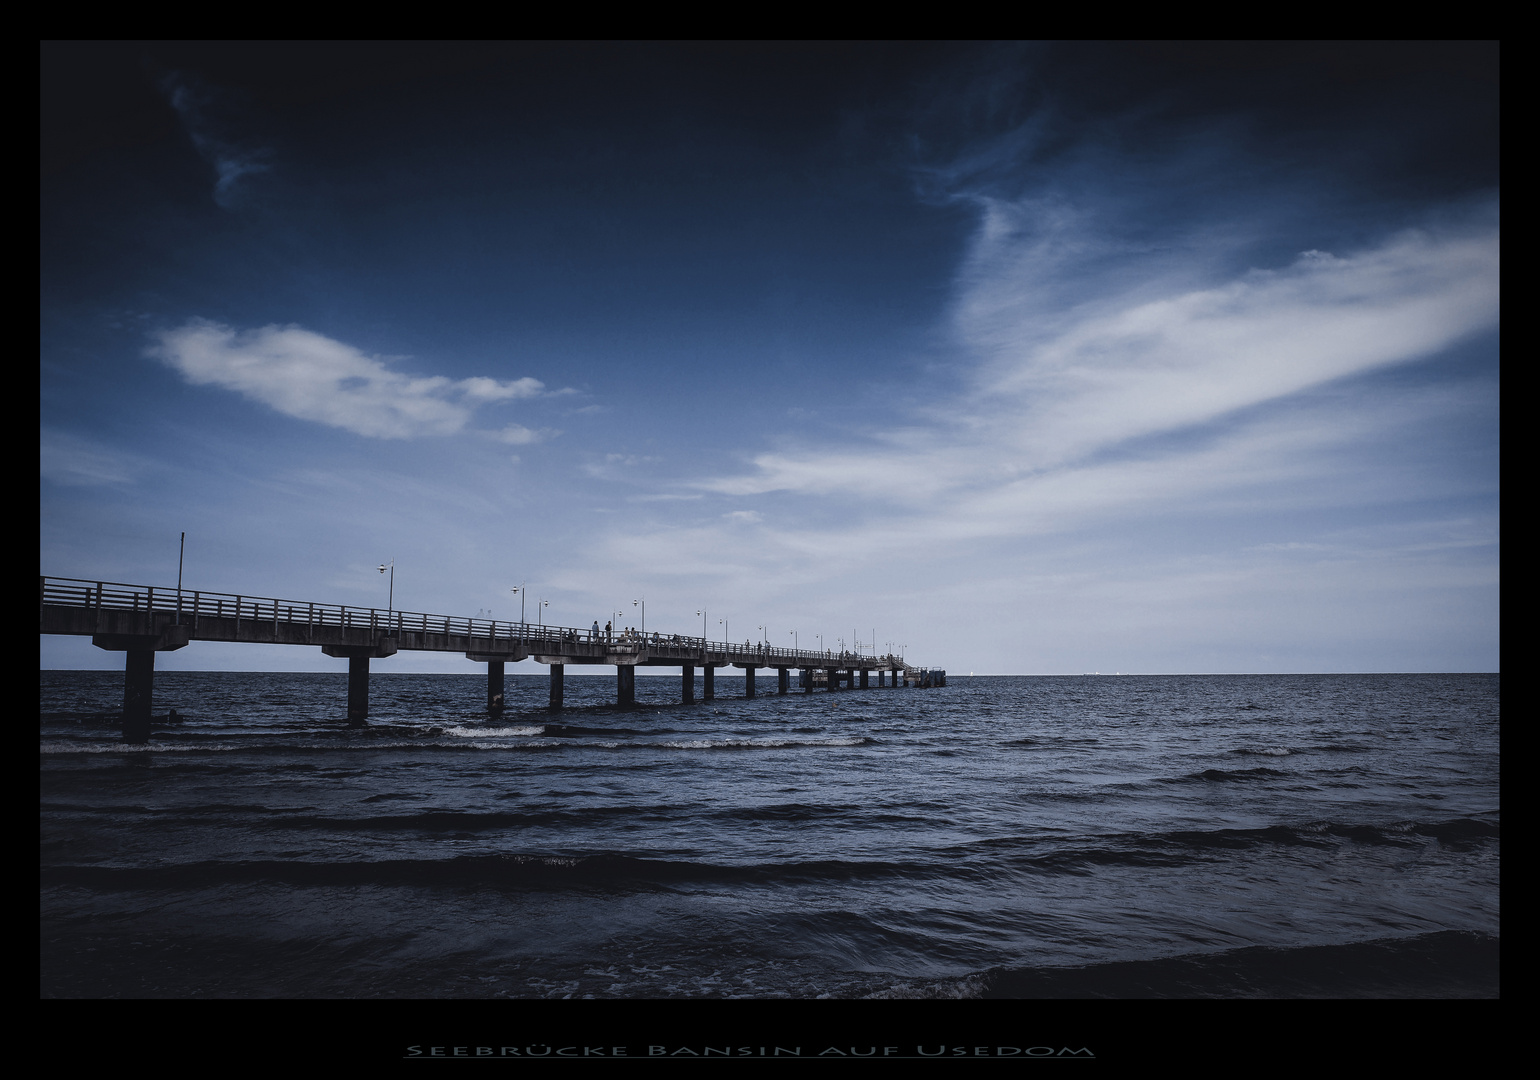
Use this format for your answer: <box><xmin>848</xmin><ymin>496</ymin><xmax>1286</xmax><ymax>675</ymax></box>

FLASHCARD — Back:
<box><xmin>40</xmin><ymin>576</ymin><xmax>908</xmax><ymax>669</ymax></box>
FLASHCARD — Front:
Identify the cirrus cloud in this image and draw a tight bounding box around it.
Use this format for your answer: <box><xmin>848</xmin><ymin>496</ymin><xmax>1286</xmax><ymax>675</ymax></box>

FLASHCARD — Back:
<box><xmin>697</xmin><ymin>216</ymin><xmax>1499</xmax><ymax>503</ymax></box>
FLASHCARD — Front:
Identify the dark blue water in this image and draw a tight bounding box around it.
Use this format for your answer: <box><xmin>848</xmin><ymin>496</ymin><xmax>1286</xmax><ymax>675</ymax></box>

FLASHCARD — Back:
<box><xmin>40</xmin><ymin>672</ymin><xmax>1499</xmax><ymax>999</ymax></box>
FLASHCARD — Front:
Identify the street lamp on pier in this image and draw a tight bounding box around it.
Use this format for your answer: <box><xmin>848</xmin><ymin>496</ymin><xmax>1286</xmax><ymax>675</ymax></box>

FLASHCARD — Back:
<box><xmin>378</xmin><ymin>560</ymin><xmax>394</xmax><ymax>627</ymax></box>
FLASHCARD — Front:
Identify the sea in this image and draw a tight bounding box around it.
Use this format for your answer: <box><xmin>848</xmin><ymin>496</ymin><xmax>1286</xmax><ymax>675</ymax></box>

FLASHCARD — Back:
<box><xmin>41</xmin><ymin>670</ymin><xmax>1498</xmax><ymax>1018</ymax></box>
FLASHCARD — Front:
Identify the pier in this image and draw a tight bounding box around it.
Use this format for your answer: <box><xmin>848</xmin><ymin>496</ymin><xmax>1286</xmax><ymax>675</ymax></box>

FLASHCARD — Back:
<box><xmin>40</xmin><ymin>576</ymin><xmax>934</xmax><ymax>742</ymax></box>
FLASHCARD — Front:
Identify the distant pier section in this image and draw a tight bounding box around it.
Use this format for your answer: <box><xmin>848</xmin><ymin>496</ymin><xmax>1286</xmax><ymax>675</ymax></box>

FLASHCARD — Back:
<box><xmin>40</xmin><ymin>576</ymin><xmax>939</xmax><ymax>743</ymax></box>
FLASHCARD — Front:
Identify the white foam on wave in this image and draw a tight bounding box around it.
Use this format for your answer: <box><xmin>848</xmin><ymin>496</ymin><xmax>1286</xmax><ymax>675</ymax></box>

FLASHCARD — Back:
<box><xmin>443</xmin><ymin>725</ymin><xmax>545</xmax><ymax>738</ymax></box>
<box><xmin>581</xmin><ymin>736</ymin><xmax>872</xmax><ymax>751</ymax></box>
<box><xmin>39</xmin><ymin>739</ymin><xmax>236</xmax><ymax>753</ymax></box>
<box><xmin>659</xmin><ymin>736</ymin><xmax>872</xmax><ymax>750</ymax></box>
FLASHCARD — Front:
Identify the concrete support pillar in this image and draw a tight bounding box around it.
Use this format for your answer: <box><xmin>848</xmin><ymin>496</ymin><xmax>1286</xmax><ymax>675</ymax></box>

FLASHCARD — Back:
<box><xmin>549</xmin><ymin>663</ymin><xmax>565</xmax><ymax>709</ymax></box>
<box><xmin>860</xmin><ymin>669</ymin><xmax>869</xmax><ymax>689</ymax></box>
<box><xmin>744</xmin><ymin>666</ymin><xmax>756</xmax><ymax>698</ymax></box>
<box><xmin>617</xmin><ymin>664</ymin><xmax>635</xmax><ymax>707</ymax></box>
<box><xmin>682</xmin><ymin>664</ymin><xmax>695</xmax><ymax>704</ymax></box>
<box><xmin>877</xmin><ymin>669</ymin><xmax>885</xmax><ymax>688</ymax></box>
<box><xmin>704</xmin><ymin>664</ymin><xmax>715</xmax><ymax>701</ymax></box>
<box><xmin>487</xmin><ymin>659</ymin><xmax>506</xmax><ymax>715</ymax></box>
<box><xmin>802</xmin><ymin>667</ymin><xmax>814</xmax><ymax>693</ymax></box>
<box><xmin>123</xmin><ymin>648</ymin><xmax>154</xmax><ymax>744</ymax></box>
<box><xmin>778</xmin><ymin>667</ymin><xmax>790</xmax><ymax>695</ymax></box>
<box><xmin>347</xmin><ymin>654</ymin><xmax>370</xmax><ymax>725</ymax></box>
<box><xmin>95</xmin><ymin>629</ymin><xmax>187</xmax><ymax>743</ymax></box>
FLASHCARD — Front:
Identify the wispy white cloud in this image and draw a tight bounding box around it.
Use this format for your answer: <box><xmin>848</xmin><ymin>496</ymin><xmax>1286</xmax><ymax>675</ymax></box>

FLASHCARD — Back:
<box><xmin>654</xmin><ymin>371</ymin><xmax>1491</xmax><ymax>587</ymax></box>
<box><xmin>962</xmin><ymin>218</ymin><xmax>1499</xmax><ymax>467</ymax></box>
<box><xmin>697</xmin><ymin>217</ymin><xmax>1498</xmax><ymax>505</ymax></box>
<box><xmin>495</xmin><ymin>424</ymin><xmax>546</xmax><ymax>445</ymax></box>
<box><xmin>149</xmin><ymin>320</ymin><xmax>547</xmax><ymax>439</ymax></box>
<box><xmin>40</xmin><ymin>429</ymin><xmax>144</xmax><ymax>486</ymax></box>
<box><xmin>461</xmin><ymin>376</ymin><xmax>544</xmax><ymax>402</ymax></box>
<box><xmin>582</xmin><ymin>453</ymin><xmax>662</xmax><ymax>481</ymax></box>
<box><xmin>160</xmin><ymin>72</ymin><xmax>273</xmax><ymax>209</ymax></box>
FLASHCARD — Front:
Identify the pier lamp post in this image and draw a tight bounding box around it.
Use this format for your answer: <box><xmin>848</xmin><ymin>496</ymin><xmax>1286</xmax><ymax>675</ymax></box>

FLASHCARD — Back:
<box><xmin>696</xmin><ymin>609</ymin><xmax>706</xmax><ymax>644</ymax></box>
<box><xmin>719</xmin><ymin>618</ymin><xmax>728</xmax><ymax>647</ymax></box>
<box><xmin>538</xmin><ymin>599</ymin><xmax>548</xmax><ymax>626</ymax></box>
<box><xmin>511</xmin><ymin>584</ymin><xmax>526</xmax><ymax>626</ymax></box>
<box><xmin>790</xmin><ymin>630</ymin><xmax>797</xmax><ymax>653</ymax></box>
<box><xmin>175</xmin><ymin>531</ymin><xmax>185</xmax><ymax>625</ymax></box>
<box><xmin>378</xmin><ymin>559</ymin><xmax>394</xmax><ymax>616</ymax></box>
<box><xmin>633</xmin><ymin>598</ymin><xmax>645</xmax><ymax>635</ymax></box>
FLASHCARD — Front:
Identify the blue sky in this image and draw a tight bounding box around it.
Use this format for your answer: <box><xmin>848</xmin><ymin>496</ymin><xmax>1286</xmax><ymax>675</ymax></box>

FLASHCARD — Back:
<box><xmin>41</xmin><ymin>42</ymin><xmax>1499</xmax><ymax>673</ymax></box>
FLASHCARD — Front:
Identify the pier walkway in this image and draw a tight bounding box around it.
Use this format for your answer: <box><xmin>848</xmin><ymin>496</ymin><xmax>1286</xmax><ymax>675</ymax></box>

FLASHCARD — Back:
<box><xmin>40</xmin><ymin>576</ymin><xmax>934</xmax><ymax>743</ymax></box>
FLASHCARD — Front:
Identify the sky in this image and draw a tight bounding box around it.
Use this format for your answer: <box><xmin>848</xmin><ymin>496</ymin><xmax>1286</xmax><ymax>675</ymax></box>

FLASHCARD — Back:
<box><xmin>40</xmin><ymin>42</ymin><xmax>1499</xmax><ymax>674</ymax></box>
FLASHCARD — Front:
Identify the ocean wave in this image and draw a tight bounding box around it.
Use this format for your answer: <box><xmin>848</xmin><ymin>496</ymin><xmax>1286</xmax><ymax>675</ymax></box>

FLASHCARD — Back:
<box><xmin>42</xmin><ymin>731</ymin><xmax>881</xmax><ymax>755</ymax></box>
<box><xmin>947</xmin><ymin>816</ymin><xmax>1501</xmax><ymax>869</ymax></box>
<box><xmin>1164</xmin><ymin>767</ymin><xmax>1291</xmax><ymax>783</ymax></box>
<box><xmin>977</xmin><ymin>930</ymin><xmax>1498</xmax><ymax>998</ymax></box>
<box><xmin>595</xmin><ymin>737</ymin><xmax>876</xmax><ymax>751</ymax></box>
<box><xmin>39</xmin><ymin>852</ymin><xmax>931</xmax><ymax>892</ymax></box>
<box><xmin>442</xmin><ymin>725</ymin><xmax>546</xmax><ymax>737</ymax></box>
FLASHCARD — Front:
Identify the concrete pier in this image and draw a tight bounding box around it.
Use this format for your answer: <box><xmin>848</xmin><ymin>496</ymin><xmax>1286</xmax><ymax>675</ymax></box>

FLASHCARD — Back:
<box><xmin>617</xmin><ymin>664</ymin><xmax>635</xmax><ymax>707</ymax></box>
<box><xmin>44</xmin><ymin>576</ymin><xmax>934</xmax><ymax>739</ymax></box>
